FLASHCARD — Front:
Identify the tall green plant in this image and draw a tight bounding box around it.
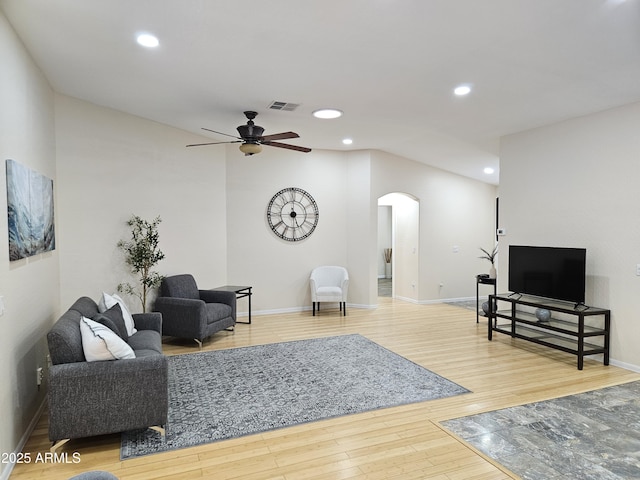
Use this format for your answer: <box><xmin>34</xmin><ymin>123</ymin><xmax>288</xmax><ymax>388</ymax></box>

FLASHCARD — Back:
<box><xmin>117</xmin><ymin>215</ymin><xmax>165</xmax><ymax>312</ymax></box>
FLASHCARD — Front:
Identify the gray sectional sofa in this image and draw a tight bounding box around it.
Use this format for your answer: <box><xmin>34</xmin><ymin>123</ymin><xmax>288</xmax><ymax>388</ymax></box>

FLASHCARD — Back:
<box><xmin>46</xmin><ymin>297</ymin><xmax>168</xmax><ymax>451</ymax></box>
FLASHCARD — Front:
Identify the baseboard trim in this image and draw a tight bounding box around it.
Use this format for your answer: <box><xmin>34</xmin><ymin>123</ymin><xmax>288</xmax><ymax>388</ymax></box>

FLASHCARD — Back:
<box><xmin>250</xmin><ymin>304</ymin><xmax>376</xmax><ymax>317</ymax></box>
<box><xmin>418</xmin><ymin>296</ymin><xmax>475</xmax><ymax>305</ymax></box>
<box><xmin>243</xmin><ymin>297</ymin><xmax>479</xmax><ymax>316</ymax></box>
<box><xmin>1</xmin><ymin>397</ymin><xmax>47</xmax><ymax>480</ymax></box>
<box><xmin>609</xmin><ymin>358</ymin><xmax>640</xmax><ymax>373</ymax></box>
<box><xmin>394</xmin><ymin>295</ymin><xmax>420</xmax><ymax>304</ymax></box>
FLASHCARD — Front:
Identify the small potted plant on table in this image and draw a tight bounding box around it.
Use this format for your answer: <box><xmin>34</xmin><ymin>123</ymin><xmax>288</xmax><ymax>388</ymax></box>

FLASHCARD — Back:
<box><xmin>479</xmin><ymin>246</ymin><xmax>498</xmax><ymax>279</ymax></box>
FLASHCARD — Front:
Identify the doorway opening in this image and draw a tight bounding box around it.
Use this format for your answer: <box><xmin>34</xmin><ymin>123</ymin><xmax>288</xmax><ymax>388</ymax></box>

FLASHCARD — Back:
<box><xmin>377</xmin><ymin>193</ymin><xmax>419</xmax><ymax>301</ymax></box>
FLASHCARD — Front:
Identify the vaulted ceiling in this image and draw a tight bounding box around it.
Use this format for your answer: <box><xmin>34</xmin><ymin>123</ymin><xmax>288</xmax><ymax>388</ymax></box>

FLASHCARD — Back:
<box><xmin>2</xmin><ymin>0</ymin><xmax>640</xmax><ymax>185</ymax></box>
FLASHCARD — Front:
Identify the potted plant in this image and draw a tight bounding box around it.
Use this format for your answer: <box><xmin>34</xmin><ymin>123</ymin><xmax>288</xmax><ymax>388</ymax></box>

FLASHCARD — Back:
<box><xmin>117</xmin><ymin>215</ymin><xmax>165</xmax><ymax>312</ymax></box>
<box><xmin>479</xmin><ymin>246</ymin><xmax>498</xmax><ymax>279</ymax></box>
<box><xmin>383</xmin><ymin>248</ymin><xmax>392</xmax><ymax>278</ymax></box>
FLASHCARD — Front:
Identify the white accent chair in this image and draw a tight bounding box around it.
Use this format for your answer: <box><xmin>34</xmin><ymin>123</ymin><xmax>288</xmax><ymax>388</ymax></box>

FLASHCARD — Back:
<box><xmin>310</xmin><ymin>266</ymin><xmax>349</xmax><ymax>316</ymax></box>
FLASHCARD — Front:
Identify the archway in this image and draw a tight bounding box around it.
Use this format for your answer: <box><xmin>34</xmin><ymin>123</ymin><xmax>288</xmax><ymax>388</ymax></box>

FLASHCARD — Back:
<box><xmin>377</xmin><ymin>193</ymin><xmax>419</xmax><ymax>302</ymax></box>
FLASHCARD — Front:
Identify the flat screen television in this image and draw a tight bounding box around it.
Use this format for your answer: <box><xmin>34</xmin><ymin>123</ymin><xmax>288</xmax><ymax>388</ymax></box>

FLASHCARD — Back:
<box><xmin>508</xmin><ymin>245</ymin><xmax>586</xmax><ymax>304</ymax></box>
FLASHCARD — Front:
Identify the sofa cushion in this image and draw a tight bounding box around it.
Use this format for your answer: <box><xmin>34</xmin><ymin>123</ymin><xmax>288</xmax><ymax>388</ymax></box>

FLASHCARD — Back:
<box><xmin>132</xmin><ymin>349</ymin><xmax>163</xmax><ymax>358</ymax></box>
<box><xmin>127</xmin><ymin>330</ymin><xmax>163</xmax><ymax>355</ymax></box>
<box><xmin>92</xmin><ymin>303</ymin><xmax>128</xmax><ymax>341</ymax></box>
<box><xmin>80</xmin><ymin>317</ymin><xmax>136</xmax><ymax>362</ymax></box>
<box><xmin>205</xmin><ymin>303</ymin><xmax>233</xmax><ymax>324</ymax></box>
<box><xmin>316</xmin><ymin>286</ymin><xmax>343</xmax><ymax>297</ymax></box>
<box><xmin>98</xmin><ymin>292</ymin><xmax>137</xmax><ymax>336</ymax></box>
<box><xmin>161</xmin><ymin>274</ymin><xmax>200</xmax><ymax>300</ymax></box>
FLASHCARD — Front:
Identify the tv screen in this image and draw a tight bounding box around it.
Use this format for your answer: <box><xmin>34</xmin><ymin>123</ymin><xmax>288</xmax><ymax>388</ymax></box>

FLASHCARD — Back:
<box><xmin>508</xmin><ymin>245</ymin><xmax>586</xmax><ymax>304</ymax></box>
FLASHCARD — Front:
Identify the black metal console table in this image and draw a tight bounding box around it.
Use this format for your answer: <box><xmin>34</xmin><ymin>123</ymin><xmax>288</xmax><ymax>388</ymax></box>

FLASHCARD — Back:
<box><xmin>488</xmin><ymin>293</ymin><xmax>610</xmax><ymax>370</ymax></box>
<box><xmin>476</xmin><ymin>275</ymin><xmax>496</xmax><ymax>323</ymax></box>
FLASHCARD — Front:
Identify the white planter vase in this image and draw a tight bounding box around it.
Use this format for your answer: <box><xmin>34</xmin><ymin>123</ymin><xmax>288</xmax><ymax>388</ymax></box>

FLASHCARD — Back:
<box><xmin>489</xmin><ymin>265</ymin><xmax>497</xmax><ymax>279</ymax></box>
<box><xmin>385</xmin><ymin>263</ymin><xmax>392</xmax><ymax>279</ymax></box>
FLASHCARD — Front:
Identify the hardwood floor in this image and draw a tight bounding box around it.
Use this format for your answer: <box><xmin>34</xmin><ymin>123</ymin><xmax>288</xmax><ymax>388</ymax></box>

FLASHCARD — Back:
<box><xmin>11</xmin><ymin>298</ymin><xmax>640</xmax><ymax>479</ymax></box>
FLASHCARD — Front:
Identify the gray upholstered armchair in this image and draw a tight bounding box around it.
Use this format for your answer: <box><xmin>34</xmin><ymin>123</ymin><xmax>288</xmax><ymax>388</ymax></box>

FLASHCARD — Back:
<box><xmin>154</xmin><ymin>274</ymin><xmax>236</xmax><ymax>348</ymax></box>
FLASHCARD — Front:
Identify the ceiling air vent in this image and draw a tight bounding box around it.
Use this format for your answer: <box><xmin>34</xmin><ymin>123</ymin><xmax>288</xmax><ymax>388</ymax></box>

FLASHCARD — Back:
<box><xmin>268</xmin><ymin>101</ymin><xmax>300</xmax><ymax>112</ymax></box>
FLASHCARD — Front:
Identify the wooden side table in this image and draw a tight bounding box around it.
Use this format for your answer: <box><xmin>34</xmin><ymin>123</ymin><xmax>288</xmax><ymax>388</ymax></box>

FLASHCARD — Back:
<box><xmin>476</xmin><ymin>275</ymin><xmax>496</xmax><ymax>323</ymax></box>
<box><xmin>211</xmin><ymin>285</ymin><xmax>252</xmax><ymax>324</ymax></box>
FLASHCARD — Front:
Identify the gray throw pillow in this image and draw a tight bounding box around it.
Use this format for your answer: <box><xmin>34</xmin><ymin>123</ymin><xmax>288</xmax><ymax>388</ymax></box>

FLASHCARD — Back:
<box><xmin>92</xmin><ymin>303</ymin><xmax>128</xmax><ymax>341</ymax></box>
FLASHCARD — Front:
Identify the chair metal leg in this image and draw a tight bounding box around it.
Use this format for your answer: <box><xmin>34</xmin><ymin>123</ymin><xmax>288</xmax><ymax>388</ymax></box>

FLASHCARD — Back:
<box><xmin>313</xmin><ymin>302</ymin><xmax>316</xmax><ymax>316</ymax></box>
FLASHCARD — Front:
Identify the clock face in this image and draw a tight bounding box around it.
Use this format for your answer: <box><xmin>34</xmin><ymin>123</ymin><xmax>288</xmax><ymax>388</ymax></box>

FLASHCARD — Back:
<box><xmin>267</xmin><ymin>187</ymin><xmax>319</xmax><ymax>241</ymax></box>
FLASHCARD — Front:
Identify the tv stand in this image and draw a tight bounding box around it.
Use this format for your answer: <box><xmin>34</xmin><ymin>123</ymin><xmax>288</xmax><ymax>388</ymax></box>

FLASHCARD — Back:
<box><xmin>488</xmin><ymin>294</ymin><xmax>610</xmax><ymax>370</ymax></box>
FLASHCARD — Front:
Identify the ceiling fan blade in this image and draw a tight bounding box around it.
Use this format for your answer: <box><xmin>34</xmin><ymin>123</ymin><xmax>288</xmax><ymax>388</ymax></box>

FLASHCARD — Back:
<box><xmin>263</xmin><ymin>141</ymin><xmax>312</xmax><ymax>153</ymax></box>
<box><xmin>260</xmin><ymin>131</ymin><xmax>300</xmax><ymax>141</ymax></box>
<box><xmin>186</xmin><ymin>140</ymin><xmax>242</xmax><ymax>147</ymax></box>
<box><xmin>201</xmin><ymin>127</ymin><xmax>242</xmax><ymax>140</ymax></box>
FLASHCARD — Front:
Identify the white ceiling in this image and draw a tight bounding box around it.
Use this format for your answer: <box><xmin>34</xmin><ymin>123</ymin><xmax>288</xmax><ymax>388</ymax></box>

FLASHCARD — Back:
<box><xmin>2</xmin><ymin>0</ymin><xmax>640</xmax><ymax>185</ymax></box>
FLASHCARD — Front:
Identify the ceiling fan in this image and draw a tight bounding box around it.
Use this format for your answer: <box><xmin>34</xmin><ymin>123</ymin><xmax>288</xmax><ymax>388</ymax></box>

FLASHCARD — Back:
<box><xmin>186</xmin><ymin>111</ymin><xmax>312</xmax><ymax>155</ymax></box>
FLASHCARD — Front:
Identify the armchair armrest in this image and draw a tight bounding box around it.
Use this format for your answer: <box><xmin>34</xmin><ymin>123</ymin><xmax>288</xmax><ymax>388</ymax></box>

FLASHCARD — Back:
<box><xmin>154</xmin><ymin>297</ymin><xmax>207</xmax><ymax>337</ymax></box>
<box><xmin>199</xmin><ymin>289</ymin><xmax>235</xmax><ymax>305</ymax></box>
<box><xmin>133</xmin><ymin>311</ymin><xmax>162</xmax><ymax>334</ymax></box>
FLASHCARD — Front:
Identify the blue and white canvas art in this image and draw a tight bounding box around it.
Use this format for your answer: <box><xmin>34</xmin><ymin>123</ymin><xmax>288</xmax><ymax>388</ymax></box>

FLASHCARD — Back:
<box><xmin>6</xmin><ymin>159</ymin><xmax>55</xmax><ymax>261</ymax></box>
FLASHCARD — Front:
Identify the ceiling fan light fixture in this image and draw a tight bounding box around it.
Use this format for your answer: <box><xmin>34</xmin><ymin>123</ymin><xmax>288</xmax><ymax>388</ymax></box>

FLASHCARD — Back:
<box><xmin>313</xmin><ymin>108</ymin><xmax>343</xmax><ymax>119</ymax></box>
<box><xmin>239</xmin><ymin>143</ymin><xmax>262</xmax><ymax>155</ymax></box>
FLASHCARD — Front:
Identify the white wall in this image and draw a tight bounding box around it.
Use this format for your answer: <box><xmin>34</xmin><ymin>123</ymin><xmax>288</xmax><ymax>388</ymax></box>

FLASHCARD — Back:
<box><xmin>377</xmin><ymin>205</ymin><xmax>392</xmax><ymax>277</ymax></box>
<box><xmin>55</xmin><ymin>95</ymin><xmax>229</xmax><ymax>312</ymax></box>
<box><xmin>392</xmin><ymin>194</ymin><xmax>420</xmax><ymax>302</ymax></box>
<box><xmin>378</xmin><ymin>193</ymin><xmax>420</xmax><ymax>301</ymax></box>
<box><xmin>346</xmin><ymin>151</ymin><xmax>378</xmax><ymax>307</ymax></box>
<box><xmin>54</xmin><ymin>99</ymin><xmax>486</xmax><ymax>317</ymax></box>
<box><xmin>370</xmin><ymin>150</ymin><xmax>498</xmax><ymax>303</ymax></box>
<box><xmin>499</xmin><ymin>101</ymin><xmax>640</xmax><ymax>369</ymax></box>
<box><xmin>0</xmin><ymin>11</ymin><xmax>58</xmax><ymax>477</ymax></box>
<box><xmin>226</xmin><ymin>146</ymin><xmax>349</xmax><ymax>313</ymax></box>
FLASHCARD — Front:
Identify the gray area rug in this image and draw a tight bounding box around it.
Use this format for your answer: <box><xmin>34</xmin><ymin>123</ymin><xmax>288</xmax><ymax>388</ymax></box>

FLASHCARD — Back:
<box><xmin>121</xmin><ymin>334</ymin><xmax>469</xmax><ymax>459</ymax></box>
<box><xmin>441</xmin><ymin>381</ymin><xmax>640</xmax><ymax>480</ymax></box>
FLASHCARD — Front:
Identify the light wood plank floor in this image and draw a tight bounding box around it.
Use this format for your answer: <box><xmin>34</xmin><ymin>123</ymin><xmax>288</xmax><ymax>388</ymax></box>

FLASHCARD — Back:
<box><xmin>11</xmin><ymin>299</ymin><xmax>640</xmax><ymax>479</ymax></box>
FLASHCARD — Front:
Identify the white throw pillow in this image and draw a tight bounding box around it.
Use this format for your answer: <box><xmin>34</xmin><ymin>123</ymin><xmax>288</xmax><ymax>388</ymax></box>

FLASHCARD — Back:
<box><xmin>98</xmin><ymin>292</ymin><xmax>137</xmax><ymax>335</ymax></box>
<box><xmin>80</xmin><ymin>317</ymin><xmax>136</xmax><ymax>362</ymax></box>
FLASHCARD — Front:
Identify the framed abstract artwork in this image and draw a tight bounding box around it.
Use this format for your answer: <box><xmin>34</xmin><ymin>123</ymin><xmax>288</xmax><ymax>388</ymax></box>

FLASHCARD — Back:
<box><xmin>6</xmin><ymin>159</ymin><xmax>55</xmax><ymax>261</ymax></box>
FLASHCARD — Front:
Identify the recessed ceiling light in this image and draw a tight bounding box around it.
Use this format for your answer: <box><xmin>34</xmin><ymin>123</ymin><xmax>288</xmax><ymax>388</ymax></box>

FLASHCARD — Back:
<box><xmin>137</xmin><ymin>33</ymin><xmax>159</xmax><ymax>48</ymax></box>
<box><xmin>484</xmin><ymin>167</ymin><xmax>495</xmax><ymax>175</ymax></box>
<box><xmin>454</xmin><ymin>85</ymin><xmax>472</xmax><ymax>96</ymax></box>
<box><xmin>342</xmin><ymin>138</ymin><xmax>353</xmax><ymax>145</ymax></box>
<box><xmin>313</xmin><ymin>108</ymin><xmax>343</xmax><ymax>119</ymax></box>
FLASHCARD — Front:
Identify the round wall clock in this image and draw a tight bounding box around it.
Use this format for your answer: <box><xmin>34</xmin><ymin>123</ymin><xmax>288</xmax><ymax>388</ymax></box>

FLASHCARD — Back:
<box><xmin>267</xmin><ymin>187</ymin><xmax>319</xmax><ymax>241</ymax></box>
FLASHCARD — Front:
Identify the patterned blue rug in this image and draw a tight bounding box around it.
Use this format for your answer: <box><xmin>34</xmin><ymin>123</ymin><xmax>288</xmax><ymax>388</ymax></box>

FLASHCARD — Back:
<box><xmin>121</xmin><ymin>334</ymin><xmax>469</xmax><ymax>458</ymax></box>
